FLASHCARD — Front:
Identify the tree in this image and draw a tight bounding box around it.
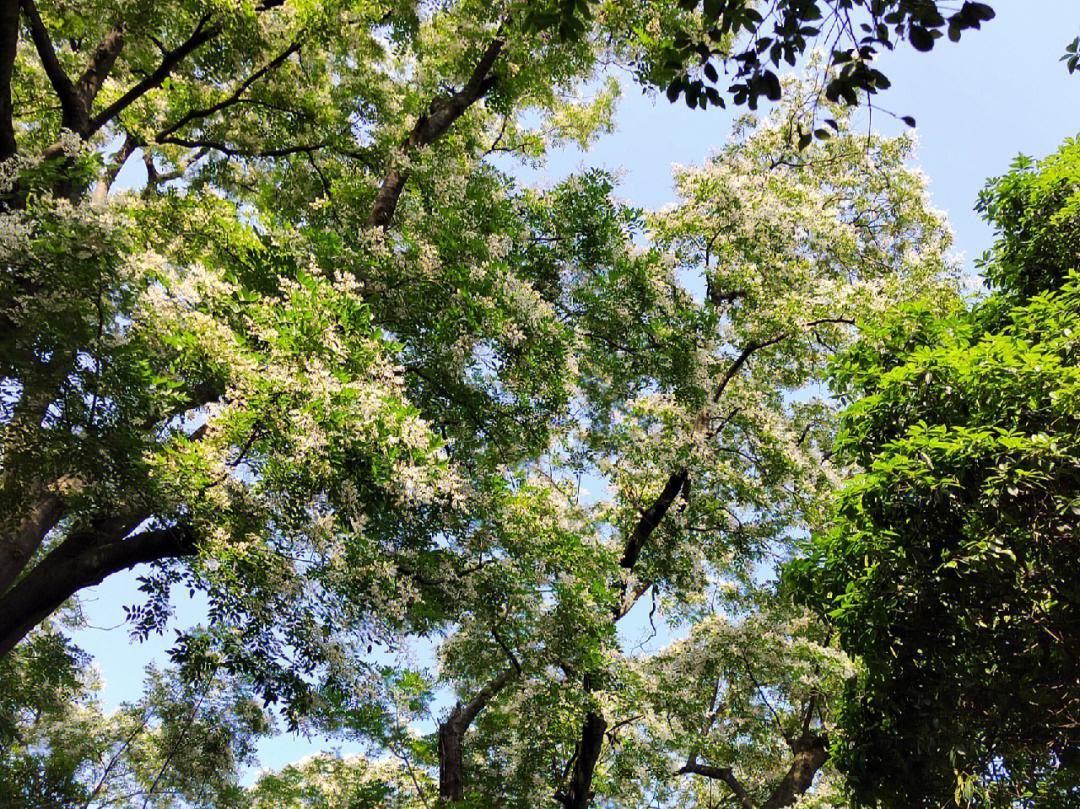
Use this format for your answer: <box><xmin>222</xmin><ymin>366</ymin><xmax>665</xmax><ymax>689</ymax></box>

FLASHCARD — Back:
<box><xmin>790</xmin><ymin>138</ymin><xmax>1080</xmax><ymax>806</ymax></box>
<box><xmin>401</xmin><ymin>86</ymin><xmax>955</xmax><ymax>807</ymax></box>
<box><xmin>245</xmin><ymin>753</ymin><xmax>431</xmax><ymax>808</ymax></box>
<box><xmin>0</xmin><ymin>627</ymin><xmax>269</xmax><ymax>807</ymax></box>
<box><xmin>0</xmin><ymin>0</ymin><xmax>661</xmax><ymax>713</ymax></box>
<box><xmin>0</xmin><ymin>0</ymin><xmax>982</xmax><ymax>729</ymax></box>
<box><xmin>0</xmin><ymin>0</ymin><xmax>977</xmax><ymax>804</ymax></box>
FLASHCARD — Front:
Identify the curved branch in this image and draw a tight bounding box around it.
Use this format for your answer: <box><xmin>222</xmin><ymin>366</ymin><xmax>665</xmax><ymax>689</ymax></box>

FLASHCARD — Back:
<box><xmin>0</xmin><ymin>524</ymin><xmax>196</xmax><ymax>657</ymax></box>
<box><xmin>438</xmin><ymin>667</ymin><xmax>517</xmax><ymax>801</ymax></box>
<box><xmin>679</xmin><ymin>758</ymin><xmax>756</xmax><ymax>809</ymax></box>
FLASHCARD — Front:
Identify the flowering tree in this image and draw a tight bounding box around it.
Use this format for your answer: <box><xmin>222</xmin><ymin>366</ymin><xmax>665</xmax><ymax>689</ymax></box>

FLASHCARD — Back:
<box><xmin>0</xmin><ymin>0</ymin><xmax>969</xmax><ymax>806</ymax></box>
<box><xmin>415</xmin><ymin>92</ymin><xmax>955</xmax><ymax>807</ymax></box>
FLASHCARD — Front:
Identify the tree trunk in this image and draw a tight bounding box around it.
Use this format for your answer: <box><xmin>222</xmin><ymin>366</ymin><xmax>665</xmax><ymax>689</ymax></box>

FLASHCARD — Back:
<box><xmin>0</xmin><ymin>0</ymin><xmax>18</xmax><ymax>161</ymax></box>
<box><xmin>762</xmin><ymin>734</ymin><xmax>829</xmax><ymax>809</ymax></box>
<box><xmin>558</xmin><ymin>709</ymin><xmax>607</xmax><ymax>809</ymax></box>
<box><xmin>437</xmin><ymin>667</ymin><xmax>516</xmax><ymax>803</ymax></box>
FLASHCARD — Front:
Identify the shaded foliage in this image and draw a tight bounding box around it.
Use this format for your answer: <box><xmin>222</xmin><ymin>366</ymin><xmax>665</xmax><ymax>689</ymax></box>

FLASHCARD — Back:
<box><xmin>791</xmin><ymin>137</ymin><xmax>1080</xmax><ymax>806</ymax></box>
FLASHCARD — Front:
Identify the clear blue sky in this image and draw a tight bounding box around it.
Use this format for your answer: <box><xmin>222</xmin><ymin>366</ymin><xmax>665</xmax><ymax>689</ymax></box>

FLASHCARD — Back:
<box><xmin>71</xmin><ymin>0</ymin><xmax>1080</xmax><ymax>781</ymax></box>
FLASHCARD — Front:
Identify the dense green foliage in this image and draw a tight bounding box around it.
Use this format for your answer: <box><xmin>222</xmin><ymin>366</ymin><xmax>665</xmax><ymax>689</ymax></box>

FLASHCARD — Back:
<box><xmin>792</xmin><ymin>139</ymin><xmax>1080</xmax><ymax>806</ymax></box>
<box><xmin>5</xmin><ymin>0</ymin><xmax>1077</xmax><ymax>807</ymax></box>
<box><xmin>0</xmin><ymin>627</ymin><xmax>268</xmax><ymax>807</ymax></box>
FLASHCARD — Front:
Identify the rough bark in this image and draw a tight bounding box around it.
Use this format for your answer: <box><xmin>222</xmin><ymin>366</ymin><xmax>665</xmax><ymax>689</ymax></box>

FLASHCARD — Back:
<box><xmin>0</xmin><ymin>524</ymin><xmax>195</xmax><ymax>657</ymax></box>
<box><xmin>0</xmin><ymin>0</ymin><xmax>19</xmax><ymax>160</ymax></box>
<box><xmin>761</xmin><ymin>734</ymin><xmax>829</xmax><ymax>809</ymax></box>
<box><xmin>557</xmin><ymin>709</ymin><xmax>607</xmax><ymax>809</ymax></box>
<box><xmin>0</xmin><ymin>482</ymin><xmax>66</xmax><ymax>595</ymax></box>
<box><xmin>367</xmin><ymin>36</ymin><xmax>503</xmax><ymax>229</ymax></box>
<box><xmin>438</xmin><ymin>667</ymin><xmax>516</xmax><ymax>802</ymax></box>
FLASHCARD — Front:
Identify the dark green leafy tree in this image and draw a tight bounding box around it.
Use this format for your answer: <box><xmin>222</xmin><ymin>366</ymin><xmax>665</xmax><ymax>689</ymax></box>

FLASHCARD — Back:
<box><xmin>790</xmin><ymin>137</ymin><xmax>1080</xmax><ymax>806</ymax></box>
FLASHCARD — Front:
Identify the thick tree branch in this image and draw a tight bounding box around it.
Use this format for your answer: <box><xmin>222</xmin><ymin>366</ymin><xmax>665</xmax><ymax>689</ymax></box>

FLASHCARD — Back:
<box><xmin>367</xmin><ymin>35</ymin><xmax>504</xmax><ymax>229</ymax></box>
<box><xmin>20</xmin><ymin>0</ymin><xmax>80</xmax><ymax>127</ymax></box>
<box><xmin>0</xmin><ymin>476</ymin><xmax>75</xmax><ymax>595</ymax></box>
<box><xmin>75</xmin><ymin>23</ymin><xmax>126</xmax><ymax>112</ymax></box>
<box><xmin>679</xmin><ymin>757</ymin><xmax>756</xmax><ymax>809</ymax></box>
<box><xmin>23</xmin><ymin>0</ymin><xmax>126</xmax><ymax>135</ymax></box>
<box><xmin>557</xmin><ymin>709</ymin><xmax>607</xmax><ymax>809</ymax></box>
<box><xmin>762</xmin><ymin>734</ymin><xmax>829</xmax><ymax>809</ymax></box>
<box><xmin>438</xmin><ymin>667</ymin><xmax>517</xmax><ymax>801</ymax></box>
<box><xmin>0</xmin><ymin>0</ymin><xmax>18</xmax><ymax>159</ymax></box>
<box><xmin>619</xmin><ymin>468</ymin><xmax>689</xmax><ymax>571</ymax></box>
<box><xmin>0</xmin><ymin>523</ymin><xmax>196</xmax><ymax>657</ymax></box>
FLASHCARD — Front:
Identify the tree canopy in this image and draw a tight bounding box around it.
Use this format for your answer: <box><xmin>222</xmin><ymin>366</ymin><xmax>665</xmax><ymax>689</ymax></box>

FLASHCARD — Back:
<box><xmin>7</xmin><ymin>1</ymin><xmax>1079</xmax><ymax>808</ymax></box>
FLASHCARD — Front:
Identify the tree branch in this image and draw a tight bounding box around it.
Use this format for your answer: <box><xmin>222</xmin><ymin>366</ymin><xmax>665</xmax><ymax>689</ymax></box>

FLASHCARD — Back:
<box><xmin>157</xmin><ymin>39</ymin><xmax>302</xmax><ymax>140</ymax></box>
<box><xmin>741</xmin><ymin>655</ymin><xmax>794</xmax><ymax>748</ymax></box>
<box><xmin>761</xmin><ymin>734</ymin><xmax>829</xmax><ymax>809</ymax></box>
<box><xmin>93</xmin><ymin>131</ymin><xmax>139</xmax><ymax>202</ymax></box>
<box><xmin>0</xmin><ymin>523</ymin><xmax>196</xmax><ymax>657</ymax></box>
<box><xmin>556</xmin><ymin>709</ymin><xmax>607</xmax><ymax>809</ymax></box>
<box><xmin>0</xmin><ymin>475</ymin><xmax>76</xmax><ymax>595</ymax></box>
<box><xmin>438</xmin><ymin>666</ymin><xmax>517</xmax><ymax>801</ymax></box>
<box><xmin>85</xmin><ymin>14</ymin><xmax>218</xmax><ymax>138</ymax></box>
<box><xmin>367</xmin><ymin>34</ymin><xmax>504</xmax><ymax>229</ymax></box>
<box><xmin>20</xmin><ymin>0</ymin><xmax>80</xmax><ymax>128</ymax></box>
<box><xmin>155</xmin><ymin>135</ymin><xmax>326</xmax><ymax>159</ymax></box>
<box><xmin>679</xmin><ymin>757</ymin><xmax>756</xmax><ymax>809</ymax></box>
<box><xmin>619</xmin><ymin>468</ymin><xmax>689</xmax><ymax>572</ymax></box>
<box><xmin>74</xmin><ymin>22</ymin><xmax>126</xmax><ymax>115</ymax></box>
